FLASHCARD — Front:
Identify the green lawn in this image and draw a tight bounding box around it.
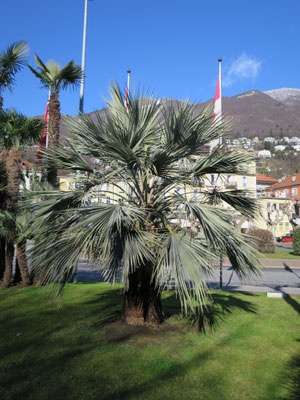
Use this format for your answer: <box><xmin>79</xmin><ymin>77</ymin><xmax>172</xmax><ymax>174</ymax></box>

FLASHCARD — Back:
<box><xmin>0</xmin><ymin>284</ymin><xmax>299</xmax><ymax>400</ymax></box>
<box><xmin>260</xmin><ymin>249</ymin><xmax>300</xmax><ymax>260</ymax></box>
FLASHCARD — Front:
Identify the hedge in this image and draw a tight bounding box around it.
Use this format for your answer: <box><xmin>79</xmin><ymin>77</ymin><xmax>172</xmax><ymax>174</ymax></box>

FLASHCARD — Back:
<box><xmin>248</xmin><ymin>229</ymin><xmax>275</xmax><ymax>253</ymax></box>
<box><xmin>293</xmin><ymin>227</ymin><xmax>300</xmax><ymax>256</ymax></box>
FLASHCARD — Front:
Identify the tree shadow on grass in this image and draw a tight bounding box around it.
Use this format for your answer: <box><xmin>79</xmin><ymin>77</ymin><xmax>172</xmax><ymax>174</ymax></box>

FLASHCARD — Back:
<box><xmin>278</xmin><ymin>353</ymin><xmax>300</xmax><ymax>400</ymax></box>
<box><xmin>284</xmin><ymin>294</ymin><xmax>300</xmax><ymax>315</ymax></box>
<box><xmin>161</xmin><ymin>291</ymin><xmax>256</xmax><ymax>333</ymax></box>
<box><xmin>0</xmin><ymin>285</ymin><xmax>258</xmax><ymax>400</ymax></box>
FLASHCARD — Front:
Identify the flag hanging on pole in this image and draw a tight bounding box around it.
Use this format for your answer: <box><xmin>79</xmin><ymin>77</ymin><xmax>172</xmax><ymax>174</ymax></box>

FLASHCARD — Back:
<box><xmin>37</xmin><ymin>96</ymin><xmax>50</xmax><ymax>160</ymax></box>
<box><xmin>213</xmin><ymin>76</ymin><xmax>221</xmax><ymax>122</ymax></box>
<box><xmin>124</xmin><ymin>69</ymin><xmax>131</xmax><ymax>109</ymax></box>
<box><xmin>210</xmin><ymin>58</ymin><xmax>222</xmax><ymax>151</ymax></box>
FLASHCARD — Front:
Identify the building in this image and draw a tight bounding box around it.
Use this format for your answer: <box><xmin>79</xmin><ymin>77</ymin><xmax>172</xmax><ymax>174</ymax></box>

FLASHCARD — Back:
<box><xmin>264</xmin><ymin>172</ymin><xmax>300</xmax><ymax>201</ymax></box>
<box><xmin>253</xmin><ymin>197</ymin><xmax>293</xmax><ymax>238</ymax></box>
<box><xmin>256</xmin><ymin>174</ymin><xmax>278</xmax><ymax>193</ymax></box>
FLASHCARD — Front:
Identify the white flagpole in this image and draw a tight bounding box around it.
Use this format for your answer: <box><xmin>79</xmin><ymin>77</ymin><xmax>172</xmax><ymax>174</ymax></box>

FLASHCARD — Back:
<box><xmin>45</xmin><ymin>88</ymin><xmax>51</xmax><ymax>149</ymax></box>
<box><xmin>124</xmin><ymin>69</ymin><xmax>131</xmax><ymax>109</ymax></box>
<box><xmin>79</xmin><ymin>0</ymin><xmax>89</xmax><ymax>114</ymax></box>
<box><xmin>127</xmin><ymin>69</ymin><xmax>131</xmax><ymax>93</ymax></box>
<box><xmin>218</xmin><ymin>57</ymin><xmax>222</xmax><ymax>146</ymax></box>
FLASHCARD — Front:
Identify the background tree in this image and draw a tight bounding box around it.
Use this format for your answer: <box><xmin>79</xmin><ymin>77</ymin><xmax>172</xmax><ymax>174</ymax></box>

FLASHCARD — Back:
<box><xmin>0</xmin><ymin>41</ymin><xmax>28</xmax><ymax>110</ymax></box>
<box><xmin>30</xmin><ymin>84</ymin><xmax>260</xmax><ymax>326</ymax></box>
<box><xmin>0</xmin><ymin>41</ymin><xmax>28</xmax><ymax>274</ymax></box>
<box><xmin>28</xmin><ymin>55</ymin><xmax>82</xmax><ymax>187</ymax></box>
<box><xmin>0</xmin><ymin>109</ymin><xmax>43</xmax><ymax>287</ymax></box>
<box><xmin>0</xmin><ymin>160</ymin><xmax>8</xmax><ymax>280</ymax></box>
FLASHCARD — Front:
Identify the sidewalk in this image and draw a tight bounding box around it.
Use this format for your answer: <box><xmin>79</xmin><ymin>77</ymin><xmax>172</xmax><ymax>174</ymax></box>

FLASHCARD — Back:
<box><xmin>221</xmin><ymin>257</ymin><xmax>300</xmax><ymax>269</ymax></box>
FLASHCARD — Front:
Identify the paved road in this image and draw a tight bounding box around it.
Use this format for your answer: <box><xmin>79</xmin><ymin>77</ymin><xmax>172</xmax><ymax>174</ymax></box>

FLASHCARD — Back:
<box><xmin>75</xmin><ymin>259</ymin><xmax>300</xmax><ymax>295</ymax></box>
<box><xmin>276</xmin><ymin>242</ymin><xmax>293</xmax><ymax>251</ymax></box>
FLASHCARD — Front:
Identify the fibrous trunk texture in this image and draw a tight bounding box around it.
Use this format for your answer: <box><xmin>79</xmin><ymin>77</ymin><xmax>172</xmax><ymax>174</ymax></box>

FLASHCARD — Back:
<box><xmin>0</xmin><ymin>238</ymin><xmax>5</xmax><ymax>280</ymax></box>
<box><xmin>2</xmin><ymin>241</ymin><xmax>14</xmax><ymax>288</ymax></box>
<box><xmin>16</xmin><ymin>241</ymin><xmax>30</xmax><ymax>286</ymax></box>
<box><xmin>0</xmin><ymin>96</ymin><xmax>3</xmax><ymax>110</ymax></box>
<box><xmin>5</xmin><ymin>148</ymin><xmax>21</xmax><ymax>210</ymax></box>
<box><xmin>47</xmin><ymin>92</ymin><xmax>60</xmax><ymax>188</ymax></box>
<box><xmin>123</xmin><ymin>264</ymin><xmax>164</xmax><ymax>326</ymax></box>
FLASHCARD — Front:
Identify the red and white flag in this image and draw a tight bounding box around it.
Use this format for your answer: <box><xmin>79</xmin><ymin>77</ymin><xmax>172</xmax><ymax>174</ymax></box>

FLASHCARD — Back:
<box><xmin>37</xmin><ymin>97</ymin><xmax>49</xmax><ymax>160</ymax></box>
<box><xmin>213</xmin><ymin>76</ymin><xmax>221</xmax><ymax>122</ymax></box>
<box><xmin>124</xmin><ymin>69</ymin><xmax>131</xmax><ymax>109</ymax></box>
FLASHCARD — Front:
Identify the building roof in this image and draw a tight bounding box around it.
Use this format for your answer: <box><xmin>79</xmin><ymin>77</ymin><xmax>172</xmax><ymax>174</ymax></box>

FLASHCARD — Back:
<box><xmin>256</xmin><ymin>174</ymin><xmax>278</xmax><ymax>183</ymax></box>
<box><xmin>265</xmin><ymin>172</ymin><xmax>300</xmax><ymax>191</ymax></box>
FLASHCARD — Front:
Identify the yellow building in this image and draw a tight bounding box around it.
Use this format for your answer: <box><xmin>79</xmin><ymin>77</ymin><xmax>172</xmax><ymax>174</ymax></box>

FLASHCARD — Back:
<box><xmin>253</xmin><ymin>197</ymin><xmax>293</xmax><ymax>238</ymax></box>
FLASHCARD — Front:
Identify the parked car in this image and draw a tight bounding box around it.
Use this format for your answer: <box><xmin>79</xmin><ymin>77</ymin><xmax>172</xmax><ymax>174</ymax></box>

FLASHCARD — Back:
<box><xmin>277</xmin><ymin>234</ymin><xmax>293</xmax><ymax>243</ymax></box>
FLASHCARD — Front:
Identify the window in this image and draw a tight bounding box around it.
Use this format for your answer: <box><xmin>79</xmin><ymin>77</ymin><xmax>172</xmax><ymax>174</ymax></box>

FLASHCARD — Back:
<box><xmin>285</xmin><ymin>222</ymin><xmax>289</xmax><ymax>230</ymax></box>
<box><xmin>242</xmin><ymin>176</ymin><xmax>247</xmax><ymax>188</ymax></box>
<box><xmin>292</xmin><ymin>188</ymin><xmax>298</xmax><ymax>196</ymax></box>
<box><xmin>279</xmin><ymin>223</ymin><xmax>283</xmax><ymax>231</ymax></box>
<box><xmin>273</xmin><ymin>203</ymin><xmax>277</xmax><ymax>210</ymax></box>
<box><xmin>210</xmin><ymin>174</ymin><xmax>215</xmax><ymax>184</ymax></box>
<box><xmin>267</xmin><ymin>202</ymin><xmax>271</xmax><ymax>209</ymax></box>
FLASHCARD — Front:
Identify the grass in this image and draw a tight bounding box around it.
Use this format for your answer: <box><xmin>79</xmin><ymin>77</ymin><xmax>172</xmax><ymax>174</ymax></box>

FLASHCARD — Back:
<box><xmin>260</xmin><ymin>249</ymin><xmax>300</xmax><ymax>260</ymax></box>
<box><xmin>0</xmin><ymin>283</ymin><xmax>300</xmax><ymax>400</ymax></box>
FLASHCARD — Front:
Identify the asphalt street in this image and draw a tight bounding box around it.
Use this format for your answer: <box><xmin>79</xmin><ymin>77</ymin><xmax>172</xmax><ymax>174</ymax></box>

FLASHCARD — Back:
<box><xmin>75</xmin><ymin>259</ymin><xmax>300</xmax><ymax>295</ymax></box>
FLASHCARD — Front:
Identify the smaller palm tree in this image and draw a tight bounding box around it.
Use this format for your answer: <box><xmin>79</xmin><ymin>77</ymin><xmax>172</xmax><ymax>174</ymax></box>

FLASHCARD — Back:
<box><xmin>0</xmin><ymin>109</ymin><xmax>43</xmax><ymax>287</ymax></box>
<box><xmin>0</xmin><ymin>41</ymin><xmax>29</xmax><ymax>109</ymax></box>
<box><xmin>28</xmin><ymin>55</ymin><xmax>82</xmax><ymax>187</ymax></box>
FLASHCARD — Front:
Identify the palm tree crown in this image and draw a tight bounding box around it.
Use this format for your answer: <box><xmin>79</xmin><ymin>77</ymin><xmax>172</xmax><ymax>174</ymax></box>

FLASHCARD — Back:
<box><xmin>28</xmin><ymin>54</ymin><xmax>82</xmax><ymax>188</ymax></box>
<box><xmin>27</xmin><ymin>54</ymin><xmax>82</xmax><ymax>94</ymax></box>
<box><xmin>30</xmin><ymin>84</ymin><xmax>260</xmax><ymax>324</ymax></box>
<box><xmin>0</xmin><ymin>41</ymin><xmax>29</xmax><ymax>109</ymax></box>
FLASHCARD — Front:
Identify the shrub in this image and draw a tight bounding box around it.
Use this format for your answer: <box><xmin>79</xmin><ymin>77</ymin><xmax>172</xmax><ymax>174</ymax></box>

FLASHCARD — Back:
<box><xmin>248</xmin><ymin>229</ymin><xmax>275</xmax><ymax>253</ymax></box>
<box><xmin>292</xmin><ymin>227</ymin><xmax>300</xmax><ymax>255</ymax></box>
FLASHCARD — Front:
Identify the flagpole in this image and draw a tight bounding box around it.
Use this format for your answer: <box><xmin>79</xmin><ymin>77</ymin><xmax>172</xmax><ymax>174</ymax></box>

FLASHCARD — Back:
<box><xmin>127</xmin><ymin>69</ymin><xmax>131</xmax><ymax>92</ymax></box>
<box><xmin>218</xmin><ymin>57</ymin><xmax>222</xmax><ymax>145</ymax></box>
<box><xmin>124</xmin><ymin>69</ymin><xmax>131</xmax><ymax>109</ymax></box>
<box><xmin>79</xmin><ymin>0</ymin><xmax>88</xmax><ymax>114</ymax></box>
<box><xmin>45</xmin><ymin>88</ymin><xmax>51</xmax><ymax>149</ymax></box>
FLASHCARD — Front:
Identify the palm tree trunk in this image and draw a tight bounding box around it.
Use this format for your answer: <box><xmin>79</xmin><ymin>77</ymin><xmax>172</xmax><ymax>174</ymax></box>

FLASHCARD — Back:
<box><xmin>5</xmin><ymin>148</ymin><xmax>21</xmax><ymax>210</ymax></box>
<box><xmin>2</xmin><ymin>241</ymin><xmax>14</xmax><ymax>288</ymax></box>
<box><xmin>123</xmin><ymin>263</ymin><xmax>164</xmax><ymax>326</ymax></box>
<box><xmin>47</xmin><ymin>92</ymin><xmax>60</xmax><ymax>189</ymax></box>
<box><xmin>16</xmin><ymin>240</ymin><xmax>30</xmax><ymax>286</ymax></box>
<box><xmin>13</xmin><ymin>259</ymin><xmax>21</xmax><ymax>284</ymax></box>
<box><xmin>0</xmin><ymin>238</ymin><xmax>5</xmax><ymax>280</ymax></box>
<box><xmin>0</xmin><ymin>95</ymin><xmax>3</xmax><ymax>110</ymax></box>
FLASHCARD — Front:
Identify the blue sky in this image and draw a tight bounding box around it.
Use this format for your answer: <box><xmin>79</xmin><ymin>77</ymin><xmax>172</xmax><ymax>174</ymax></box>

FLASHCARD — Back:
<box><xmin>2</xmin><ymin>0</ymin><xmax>300</xmax><ymax>117</ymax></box>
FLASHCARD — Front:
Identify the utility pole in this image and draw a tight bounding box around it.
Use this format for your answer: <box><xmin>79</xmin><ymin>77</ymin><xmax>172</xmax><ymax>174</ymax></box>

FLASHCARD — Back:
<box><xmin>79</xmin><ymin>0</ymin><xmax>89</xmax><ymax>114</ymax></box>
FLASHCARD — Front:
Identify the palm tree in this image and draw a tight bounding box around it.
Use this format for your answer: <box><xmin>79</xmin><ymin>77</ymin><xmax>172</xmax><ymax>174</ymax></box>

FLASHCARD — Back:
<box><xmin>29</xmin><ymin>84</ymin><xmax>260</xmax><ymax>325</ymax></box>
<box><xmin>27</xmin><ymin>55</ymin><xmax>82</xmax><ymax>187</ymax></box>
<box><xmin>0</xmin><ymin>159</ymin><xmax>8</xmax><ymax>280</ymax></box>
<box><xmin>0</xmin><ymin>109</ymin><xmax>43</xmax><ymax>287</ymax></box>
<box><xmin>0</xmin><ymin>41</ymin><xmax>29</xmax><ymax>109</ymax></box>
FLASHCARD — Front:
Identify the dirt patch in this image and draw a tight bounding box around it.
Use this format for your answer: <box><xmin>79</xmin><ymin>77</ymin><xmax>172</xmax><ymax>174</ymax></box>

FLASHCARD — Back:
<box><xmin>104</xmin><ymin>319</ymin><xmax>188</xmax><ymax>347</ymax></box>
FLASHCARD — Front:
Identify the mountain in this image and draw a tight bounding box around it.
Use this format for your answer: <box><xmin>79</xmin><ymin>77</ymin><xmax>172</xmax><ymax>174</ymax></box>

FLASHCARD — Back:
<box><xmin>264</xmin><ymin>88</ymin><xmax>300</xmax><ymax>106</ymax></box>
<box><xmin>26</xmin><ymin>88</ymin><xmax>300</xmax><ymax>163</ymax></box>
<box><xmin>215</xmin><ymin>89</ymin><xmax>300</xmax><ymax>138</ymax></box>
